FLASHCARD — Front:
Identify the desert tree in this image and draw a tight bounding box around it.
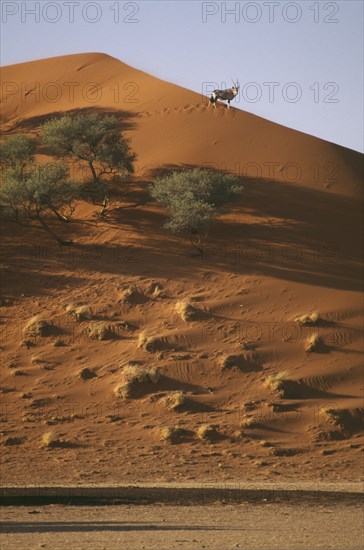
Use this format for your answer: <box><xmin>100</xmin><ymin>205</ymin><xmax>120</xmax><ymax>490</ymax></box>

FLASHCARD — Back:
<box><xmin>0</xmin><ymin>163</ymin><xmax>79</xmax><ymax>245</ymax></box>
<box><xmin>42</xmin><ymin>113</ymin><xmax>136</xmax><ymax>215</ymax></box>
<box><xmin>0</xmin><ymin>135</ymin><xmax>36</xmax><ymax>176</ymax></box>
<box><xmin>149</xmin><ymin>168</ymin><xmax>241</xmax><ymax>253</ymax></box>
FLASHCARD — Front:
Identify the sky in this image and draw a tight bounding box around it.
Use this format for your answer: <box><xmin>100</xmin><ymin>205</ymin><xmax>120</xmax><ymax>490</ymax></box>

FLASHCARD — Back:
<box><xmin>1</xmin><ymin>0</ymin><xmax>363</xmax><ymax>152</ymax></box>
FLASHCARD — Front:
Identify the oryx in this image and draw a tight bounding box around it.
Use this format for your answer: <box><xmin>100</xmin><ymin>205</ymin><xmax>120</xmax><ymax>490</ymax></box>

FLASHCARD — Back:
<box><xmin>209</xmin><ymin>80</ymin><xmax>240</xmax><ymax>109</ymax></box>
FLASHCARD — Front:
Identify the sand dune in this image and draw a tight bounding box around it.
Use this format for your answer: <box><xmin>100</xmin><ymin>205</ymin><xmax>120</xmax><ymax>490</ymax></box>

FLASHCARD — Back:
<box><xmin>0</xmin><ymin>53</ymin><xmax>363</xmax><ymax>484</ymax></box>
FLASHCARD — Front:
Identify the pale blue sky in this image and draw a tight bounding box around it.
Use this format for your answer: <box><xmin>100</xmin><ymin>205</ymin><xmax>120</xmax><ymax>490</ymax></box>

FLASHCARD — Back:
<box><xmin>1</xmin><ymin>1</ymin><xmax>363</xmax><ymax>152</ymax></box>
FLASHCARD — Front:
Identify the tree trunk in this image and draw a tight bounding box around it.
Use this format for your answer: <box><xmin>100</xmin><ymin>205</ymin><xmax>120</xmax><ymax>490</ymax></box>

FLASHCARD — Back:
<box><xmin>51</xmin><ymin>208</ymin><xmax>69</xmax><ymax>222</ymax></box>
<box><xmin>88</xmin><ymin>161</ymin><xmax>101</xmax><ymax>205</ymax></box>
<box><xmin>89</xmin><ymin>161</ymin><xmax>98</xmax><ymax>183</ymax></box>
<box><xmin>190</xmin><ymin>230</ymin><xmax>203</xmax><ymax>256</ymax></box>
<box><xmin>98</xmin><ymin>195</ymin><xmax>109</xmax><ymax>218</ymax></box>
<box><xmin>36</xmin><ymin>212</ymin><xmax>71</xmax><ymax>246</ymax></box>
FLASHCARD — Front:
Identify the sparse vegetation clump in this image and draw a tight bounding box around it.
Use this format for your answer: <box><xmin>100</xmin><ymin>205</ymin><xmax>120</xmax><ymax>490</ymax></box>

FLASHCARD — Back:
<box><xmin>196</xmin><ymin>424</ymin><xmax>218</xmax><ymax>441</ymax></box>
<box><xmin>304</xmin><ymin>333</ymin><xmax>323</xmax><ymax>352</ymax></box>
<box><xmin>114</xmin><ymin>364</ymin><xmax>160</xmax><ymax>399</ymax></box>
<box><xmin>161</xmin><ymin>391</ymin><xmax>186</xmax><ymax>411</ymax></box>
<box><xmin>319</xmin><ymin>407</ymin><xmax>350</xmax><ymax>429</ymax></box>
<box><xmin>317</xmin><ymin>407</ymin><xmax>363</xmax><ymax>438</ymax></box>
<box><xmin>86</xmin><ymin>322</ymin><xmax>114</xmax><ymax>340</ymax></box>
<box><xmin>66</xmin><ymin>304</ymin><xmax>92</xmax><ymax>321</ymax></box>
<box><xmin>42</xmin><ymin>431</ymin><xmax>62</xmax><ymax>448</ymax></box>
<box><xmin>118</xmin><ymin>285</ymin><xmax>143</xmax><ymax>306</ymax></box>
<box><xmin>160</xmin><ymin>426</ymin><xmax>186</xmax><ymax>443</ymax></box>
<box><xmin>220</xmin><ymin>355</ymin><xmax>241</xmax><ymax>371</ymax></box>
<box><xmin>138</xmin><ymin>332</ymin><xmax>161</xmax><ymax>353</ymax></box>
<box><xmin>149</xmin><ymin>283</ymin><xmax>164</xmax><ymax>299</ymax></box>
<box><xmin>295</xmin><ymin>312</ymin><xmax>319</xmax><ymax>326</ymax></box>
<box><xmin>319</xmin><ymin>407</ymin><xmax>338</xmax><ymax>424</ymax></box>
<box><xmin>241</xmin><ymin>416</ymin><xmax>258</xmax><ymax>429</ymax></box>
<box><xmin>232</xmin><ymin>430</ymin><xmax>245</xmax><ymax>440</ymax></box>
<box><xmin>175</xmin><ymin>300</ymin><xmax>197</xmax><ymax>322</ymax></box>
<box><xmin>117</xmin><ymin>320</ymin><xmax>137</xmax><ymax>333</ymax></box>
<box><xmin>310</xmin><ymin>409</ymin><xmax>348</xmax><ymax>442</ymax></box>
<box><xmin>264</xmin><ymin>371</ymin><xmax>289</xmax><ymax>392</ymax></box>
<box><xmin>24</xmin><ymin>316</ymin><xmax>53</xmax><ymax>337</ymax></box>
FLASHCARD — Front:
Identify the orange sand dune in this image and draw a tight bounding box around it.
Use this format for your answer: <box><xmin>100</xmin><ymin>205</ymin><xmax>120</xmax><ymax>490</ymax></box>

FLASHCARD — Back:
<box><xmin>0</xmin><ymin>53</ymin><xmax>363</xmax><ymax>485</ymax></box>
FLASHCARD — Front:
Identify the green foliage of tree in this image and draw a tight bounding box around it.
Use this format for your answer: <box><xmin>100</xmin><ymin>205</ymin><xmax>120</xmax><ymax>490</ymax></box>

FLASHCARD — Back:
<box><xmin>42</xmin><ymin>113</ymin><xmax>136</xmax><ymax>210</ymax></box>
<box><xmin>1</xmin><ymin>163</ymin><xmax>79</xmax><ymax>245</ymax></box>
<box><xmin>149</xmin><ymin>168</ymin><xmax>241</xmax><ymax>242</ymax></box>
<box><xmin>0</xmin><ymin>135</ymin><xmax>36</xmax><ymax>174</ymax></box>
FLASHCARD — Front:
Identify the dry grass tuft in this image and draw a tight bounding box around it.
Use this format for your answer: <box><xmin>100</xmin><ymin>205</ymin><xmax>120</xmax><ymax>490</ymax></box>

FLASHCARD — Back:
<box><xmin>264</xmin><ymin>371</ymin><xmax>289</xmax><ymax>392</ymax></box>
<box><xmin>149</xmin><ymin>283</ymin><xmax>164</xmax><ymax>299</ymax></box>
<box><xmin>316</xmin><ymin>407</ymin><xmax>363</xmax><ymax>437</ymax></box>
<box><xmin>118</xmin><ymin>285</ymin><xmax>143</xmax><ymax>305</ymax></box>
<box><xmin>304</xmin><ymin>333</ymin><xmax>323</xmax><ymax>352</ymax></box>
<box><xmin>66</xmin><ymin>304</ymin><xmax>92</xmax><ymax>322</ymax></box>
<box><xmin>42</xmin><ymin>431</ymin><xmax>62</xmax><ymax>448</ymax></box>
<box><xmin>86</xmin><ymin>322</ymin><xmax>113</xmax><ymax>340</ymax></box>
<box><xmin>319</xmin><ymin>407</ymin><xmax>337</xmax><ymax>423</ymax></box>
<box><xmin>138</xmin><ymin>332</ymin><xmax>160</xmax><ymax>353</ymax></box>
<box><xmin>241</xmin><ymin>416</ymin><xmax>258</xmax><ymax>428</ymax></box>
<box><xmin>295</xmin><ymin>312</ymin><xmax>319</xmax><ymax>326</ymax></box>
<box><xmin>175</xmin><ymin>300</ymin><xmax>197</xmax><ymax>322</ymax></box>
<box><xmin>196</xmin><ymin>424</ymin><xmax>218</xmax><ymax>441</ymax></box>
<box><xmin>161</xmin><ymin>391</ymin><xmax>186</xmax><ymax>411</ymax></box>
<box><xmin>24</xmin><ymin>316</ymin><xmax>52</xmax><ymax>337</ymax></box>
<box><xmin>220</xmin><ymin>355</ymin><xmax>240</xmax><ymax>371</ymax></box>
<box><xmin>114</xmin><ymin>364</ymin><xmax>160</xmax><ymax>399</ymax></box>
<box><xmin>159</xmin><ymin>426</ymin><xmax>186</xmax><ymax>442</ymax></box>
<box><xmin>232</xmin><ymin>430</ymin><xmax>245</xmax><ymax>440</ymax></box>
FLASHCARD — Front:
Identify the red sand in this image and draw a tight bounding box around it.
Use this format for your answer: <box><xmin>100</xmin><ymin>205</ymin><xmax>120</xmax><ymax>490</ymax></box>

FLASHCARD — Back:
<box><xmin>0</xmin><ymin>53</ymin><xmax>363</xmax><ymax>485</ymax></box>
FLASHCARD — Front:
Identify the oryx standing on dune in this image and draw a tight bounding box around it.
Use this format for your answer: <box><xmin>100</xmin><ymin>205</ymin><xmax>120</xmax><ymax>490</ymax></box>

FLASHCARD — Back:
<box><xmin>209</xmin><ymin>80</ymin><xmax>240</xmax><ymax>109</ymax></box>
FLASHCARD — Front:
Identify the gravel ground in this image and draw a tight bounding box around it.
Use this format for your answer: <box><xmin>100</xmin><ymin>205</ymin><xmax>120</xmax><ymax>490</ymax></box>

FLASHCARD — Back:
<box><xmin>1</xmin><ymin>502</ymin><xmax>363</xmax><ymax>550</ymax></box>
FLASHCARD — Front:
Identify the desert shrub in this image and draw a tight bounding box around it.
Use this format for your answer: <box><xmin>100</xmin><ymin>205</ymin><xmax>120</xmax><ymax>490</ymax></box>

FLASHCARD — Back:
<box><xmin>66</xmin><ymin>304</ymin><xmax>92</xmax><ymax>321</ymax></box>
<box><xmin>86</xmin><ymin>322</ymin><xmax>114</xmax><ymax>340</ymax></box>
<box><xmin>161</xmin><ymin>391</ymin><xmax>186</xmax><ymax>411</ymax></box>
<box><xmin>149</xmin><ymin>169</ymin><xmax>241</xmax><ymax>247</ymax></box>
<box><xmin>241</xmin><ymin>416</ymin><xmax>259</xmax><ymax>428</ymax></box>
<box><xmin>137</xmin><ymin>332</ymin><xmax>161</xmax><ymax>353</ymax></box>
<box><xmin>75</xmin><ymin>306</ymin><xmax>92</xmax><ymax>321</ymax></box>
<box><xmin>149</xmin><ymin>283</ymin><xmax>164</xmax><ymax>298</ymax></box>
<box><xmin>264</xmin><ymin>371</ymin><xmax>289</xmax><ymax>392</ymax></box>
<box><xmin>118</xmin><ymin>285</ymin><xmax>144</xmax><ymax>305</ymax></box>
<box><xmin>24</xmin><ymin>316</ymin><xmax>53</xmax><ymax>337</ymax></box>
<box><xmin>114</xmin><ymin>365</ymin><xmax>160</xmax><ymax>399</ymax></box>
<box><xmin>295</xmin><ymin>312</ymin><xmax>319</xmax><ymax>326</ymax></box>
<box><xmin>42</xmin><ymin>431</ymin><xmax>63</xmax><ymax>448</ymax></box>
<box><xmin>175</xmin><ymin>300</ymin><xmax>197</xmax><ymax>322</ymax></box>
<box><xmin>304</xmin><ymin>333</ymin><xmax>323</xmax><ymax>352</ymax></box>
<box><xmin>196</xmin><ymin>424</ymin><xmax>218</xmax><ymax>441</ymax></box>
<box><xmin>160</xmin><ymin>426</ymin><xmax>186</xmax><ymax>443</ymax></box>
